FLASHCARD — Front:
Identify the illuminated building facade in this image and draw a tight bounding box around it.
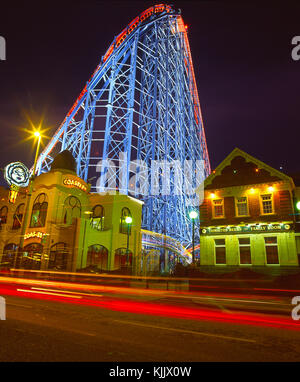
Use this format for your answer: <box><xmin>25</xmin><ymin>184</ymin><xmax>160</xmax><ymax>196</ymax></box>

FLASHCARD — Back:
<box><xmin>199</xmin><ymin>148</ymin><xmax>300</xmax><ymax>267</ymax></box>
<box><xmin>0</xmin><ymin>151</ymin><xmax>143</xmax><ymax>273</ymax></box>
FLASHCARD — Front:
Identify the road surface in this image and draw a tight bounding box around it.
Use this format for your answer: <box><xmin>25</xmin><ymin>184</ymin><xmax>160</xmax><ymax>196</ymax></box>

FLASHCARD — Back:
<box><xmin>0</xmin><ymin>275</ymin><xmax>300</xmax><ymax>362</ymax></box>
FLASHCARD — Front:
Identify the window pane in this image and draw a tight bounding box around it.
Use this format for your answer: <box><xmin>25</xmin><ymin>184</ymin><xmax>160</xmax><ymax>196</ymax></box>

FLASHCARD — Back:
<box><xmin>266</xmin><ymin>246</ymin><xmax>279</xmax><ymax>264</ymax></box>
<box><xmin>237</xmin><ymin>202</ymin><xmax>248</xmax><ymax>216</ymax></box>
<box><xmin>214</xmin><ymin>205</ymin><xmax>224</xmax><ymax>217</ymax></box>
<box><xmin>239</xmin><ymin>237</ymin><xmax>250</xmax><ymax>245</ymax></box>
<box><xmin>239</xmin><ymin>246</ymin><xmax>251</xmax><ymax>264</ymax></box>
<box><xmin>215</xmin><ymin>238</ymin><xmax>225</xmax><ymax>246</ymax></box>
<box><xmin>264</xmin><ymin>237</ymin><xmax>277</xmax><ymax>244</ymax></box>
<box><xmin>261</xmin><ymin>194</ymin><xmax>273</xmax><ymax>214</ymax></box>
<box><xmin>215</xmin><ymin>247</ymin><xmax>226</xmax><ymax>264</ymax></box>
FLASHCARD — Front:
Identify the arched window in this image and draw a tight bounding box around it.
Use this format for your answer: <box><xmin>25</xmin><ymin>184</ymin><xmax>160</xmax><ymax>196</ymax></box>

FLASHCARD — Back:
<box><xmin>12</xmin><ymin>203</ymin><xmax>25</xmax><ymax>230</ymax></box>
<box><xmin>23</xmin><ymin>243</ymin><xmax>43</xmax><ymax>270</ymax></box>
<box><xmin>90</xmin><ymin>205</ymin><xmax>105</xmax><ymax>231</ymax></box>
<box><xmin>86</xmin><ymin>244</ymin><xmax>108</xmax><ymax>270</ymax></box>
<box><xmin>114</xmin><ymin>247</ymin><xmax>132</xmax><ymax>269</ymax></box>
<box><xmin>49</xmin><ymin>243</ymin><xmax>69</xmax><ymax>271</ymax></box>
<box><xmin>119</xmin><ymin>207</ymin><xmax>131</xmax><ymax>234</ymax></box>
<box><xmin>2</xmin><ymin>243</ymin><xmax>18</xmax><ymax>267</ymax></box>
<box><xmin>30</xmin><ymin>193</ymin><xmax>48</xmax><ymax>227</ymax></box>
<box><xmin>0</xmin><ymin>206</ymin><xmax>8</xmax><ymax>225</ymax></box>
<box><xmin>63</xmin><ymin>195</ymin><xmax>81</xmax><ymax>224</ymax></box>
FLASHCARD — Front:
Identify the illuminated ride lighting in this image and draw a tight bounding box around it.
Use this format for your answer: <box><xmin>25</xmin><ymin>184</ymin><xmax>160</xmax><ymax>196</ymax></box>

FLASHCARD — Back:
<box><xmin>33</xmin><ymin>4</ymin><xmax>210</xmax><ymax>250</ymax></box>
<box><xmin>33</xmin><ymin>4</ymin><xmax>173</xmax><ymax>169</ymax></box>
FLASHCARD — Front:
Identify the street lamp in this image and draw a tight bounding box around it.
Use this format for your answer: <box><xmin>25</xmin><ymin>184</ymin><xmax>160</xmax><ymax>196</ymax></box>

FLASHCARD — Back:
<box><xmin>81</xmin><ymin>211</ymin><xmax>93</xmax><ymax>269</ymax></box>
<box><xmin>17</xmin><ymin>130</ymin><xmax>43</xmax><ymax>268</ymax></box>
<box><xmin>125</xmin><ymin>216</ymin><xmax>132</xmax><ymax>267</ymax></box>
<box><xmin>189</xmin><ymin>210</ymin><xmax>198</xmax><ymax>264</ymax></box>
<box><xmin>296</xmin><ymin>201</ymin><xmax>300</xmax><ymax>212</ymax></box>
<box><xmin>32</xmin><ymin>131</ymin><xmax>42</xmax><ymax>176</ymax></box>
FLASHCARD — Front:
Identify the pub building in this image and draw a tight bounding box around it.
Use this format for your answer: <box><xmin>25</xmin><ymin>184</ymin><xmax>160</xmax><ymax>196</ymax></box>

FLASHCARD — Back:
<box><xmin>0</xmin><ymin>150</ymin><xmax>143</xmax><ymax>273</ymax></box>
<box><xmin>199</xmin><ymin>148</ymin><xmax>300</xmax><ymax>268</ymax></box>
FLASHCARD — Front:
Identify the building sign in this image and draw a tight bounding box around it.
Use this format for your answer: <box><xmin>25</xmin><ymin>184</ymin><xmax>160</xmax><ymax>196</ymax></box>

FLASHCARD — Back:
<box><xmin>8</xmin><ymin>184</ymin><xmax>19</xmax><ymax>204</ymax></box>
<box><xmin>24</xmin><ymin>231</ymin><xmax>47</xmax><ymax>241</ymax></box>
<box><xmin>4</xmin><ymin>162</ymin><xmax>30</xmax><ymax>204</ymax></box>
<box><xmin>202</xmin><ymin>223</ymin><xmax>292</xmax><ymax>235</ymax></box>
<box><xmin>63</xmin><ymin>178</ymin><xmax>87</xmax><ymax>192</ymax></box>
<box><xmin>4</xmin><ymin>162</ymin><xmax>30</xmax><ymax>188</ymax></box>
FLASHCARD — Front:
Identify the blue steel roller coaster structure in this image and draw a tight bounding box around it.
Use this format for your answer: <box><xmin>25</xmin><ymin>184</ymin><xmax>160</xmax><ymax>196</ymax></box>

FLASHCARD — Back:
<box><xmin>34</xmin><ymin>4</ymin><xmax>211</xmax><ymax>249</ymax></box>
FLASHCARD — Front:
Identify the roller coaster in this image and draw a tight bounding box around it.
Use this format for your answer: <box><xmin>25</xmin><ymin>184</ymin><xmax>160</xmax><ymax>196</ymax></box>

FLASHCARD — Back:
<box><xmin>34</xmin><ymin>4</ymin><xmax>210</xmax><ymax>249</ymax></box>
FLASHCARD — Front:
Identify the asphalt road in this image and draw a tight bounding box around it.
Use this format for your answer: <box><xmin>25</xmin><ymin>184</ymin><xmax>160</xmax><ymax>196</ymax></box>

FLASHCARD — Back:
<box><xmin>1</xmin><ymin>277</ymin><xmax>300</xmax><ymax>362</ymax></box>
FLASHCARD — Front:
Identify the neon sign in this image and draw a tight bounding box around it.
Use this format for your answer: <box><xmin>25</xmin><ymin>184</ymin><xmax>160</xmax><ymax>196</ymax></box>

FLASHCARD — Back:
<box><xmin>4</xmin><ymin>162</ymin><xmax>30</xmax><ymax>188</ymax></box>
<box><xmin>63</xmin><ymin>178</ymin><xmax>87</xmax><ymax>192</ymax></box>
<box><xmin>202</xmin><ymin>223</ymin><xmax>291</xmax><ymax>235</ymax></box>
<box><xmin>24</xmin><ymin>231</ymin><xmax>47</xmax><ymax>241</ymax></box>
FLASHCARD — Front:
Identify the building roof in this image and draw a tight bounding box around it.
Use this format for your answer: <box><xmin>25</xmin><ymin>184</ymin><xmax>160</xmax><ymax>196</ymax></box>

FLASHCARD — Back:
<box><xmin>204</xmin><ymin>148</ymin><xmax>295</xmax><ymax>190</ymax></box>
<box><xmin>50</xmin><ymin>150</ymin><xmax>77</xmax><ymax>174</ymax></box>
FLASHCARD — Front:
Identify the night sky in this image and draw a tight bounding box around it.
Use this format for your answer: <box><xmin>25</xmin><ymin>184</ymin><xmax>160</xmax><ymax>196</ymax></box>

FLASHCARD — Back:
<box><xmin>0</xmin><ymin>1</ymin><xmax>300</xmax><ymax>186</ymax></box>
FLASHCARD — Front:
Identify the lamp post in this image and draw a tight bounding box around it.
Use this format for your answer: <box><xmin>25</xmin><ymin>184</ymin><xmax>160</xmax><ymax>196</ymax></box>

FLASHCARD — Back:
<box><xmin>81</xmin><ymin>211</ymin><xmax>93</xmax><ymax>269</ymax></box>
<box><xmin>17</xmin><ymin>131</ymin><xmax>42</xmax><ymax>268</ymax></box>
<box><xmin>189</xmin><ymin>210</ymin><xmax>198</xmax><ymax>264</ymax></box>
<box><xmin>125</xmin><ymin>216</ymin><xmax>132</xmax><ymax>267</ymax></box>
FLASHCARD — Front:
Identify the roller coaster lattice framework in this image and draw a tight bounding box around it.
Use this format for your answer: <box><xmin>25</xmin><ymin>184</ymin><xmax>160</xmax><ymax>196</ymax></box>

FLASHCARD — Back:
<box><xmin>34</xmin><ymin>4</ymin><xmax>211</xmax><ymax>248</ymax></box>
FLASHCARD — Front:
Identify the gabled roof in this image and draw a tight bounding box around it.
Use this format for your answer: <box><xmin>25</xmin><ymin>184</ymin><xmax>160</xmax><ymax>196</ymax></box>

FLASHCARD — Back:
<box><xmin>204</xmin><ymin>147</ymin><xmax>295</xmax><ymax>189</ymax></box>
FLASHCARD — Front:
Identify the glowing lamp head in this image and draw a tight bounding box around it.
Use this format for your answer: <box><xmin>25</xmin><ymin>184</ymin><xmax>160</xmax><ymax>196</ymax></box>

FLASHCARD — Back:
<box><xmin>268</xmin><ymin>186</ymin><xmax>275</xmax><ymax>193</ymax></box>
<box><xmin>189</xmin><ymin>210</ymin><xmax>198</xmax><ymax>220</ymax></box>
<box><xmin>125</xmin><ymin>216</ymin><xmax>132</xmax><ymax>224</ymax></box>
<box><xmin>210</xmin><ymin>193</ymin><xmax>216</xmax><ymax>199</ymax></box>
<box><xmin>249</xmin><ymin>188</ymin><xmax>256</xmax><ymax>194</ymax></box>
<box><xmin>296</xmin><ymin>201</ymin><xmax>300</xmax><ymax>211</ymax></box>
<box><xmin>33</xmin><ymin>131</ymin><xmax>41</xmax><ymax>138</ymax></box>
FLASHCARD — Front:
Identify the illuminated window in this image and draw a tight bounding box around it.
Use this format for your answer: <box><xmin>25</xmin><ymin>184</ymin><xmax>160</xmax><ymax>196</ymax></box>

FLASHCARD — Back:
<box><xmin>2</xmin><ymin>243</ymin><xmax>18</xmax><ymax>267</ymax></box>
<box><xmin>212</xmin><ymin>199</ymin><xmax>224</xmax><ymax>218</ymax></box>
<box><xmin>115</xmin><ymin>247</ymin><xmax>133</xmax><ymax>268</ymax></box>
<box><xmin>239</xmin><ymin>237</ymin><xmax>251</xmax><ymax>264</ymax></box>
<box><xmin>0</xmin><ymin>206</ymin><xmax>8</xmax><ymax>225</ymax></box>
<box><xmin>49</xmin><ymin>243</ymin><xmax>69</xmax><ymax>271</ymax></box>
<box><xmin>214</xmin><ymin>238</ymin><xmax>226</xmax><ymax>264</ymax></box>
<box><xmin>119</xmin><ymin>207</ymin><xmax>132</xmax><ymax>234</ymax></box>
<box><xmin>86</xmin><ymin>244</ymin><xmax>108</xmax><ymax>270</ymax></box>
<box><xmin>63</xmin><ymin>196</ymin><xmax>81</xmax><ymax>224</ymax></box>
<box><xmin>12</xmin><ymin>203</ymin><xmax>25</xmax><ymax>230</ymax></box>
<box><xmin>23</xmin><ymin>243</ymin><xmax>43</xmax><ymax>270</ymax></box>
<box><xmin>264</xmin><ymin>237</ymin><xmax>279</xmax><ymax>264</ymax></box>
<box><xmin>236</xmin><ymin>197</ymin><xmax>248</xmax><ymax>216</ymax></box>
<box><xmin>260</xmin><ymin>194</ymin><xmax>273</xmax><ymax>214</ymax></box>
<box><xmin>30</xmin><ymin>193</ymin><xmax>48</xmax><ymax>227</ymax></box>
<box><xmin>90</xmin><ymin>205</ymin><xmax>105</xmax><ymax>231</ymax></box>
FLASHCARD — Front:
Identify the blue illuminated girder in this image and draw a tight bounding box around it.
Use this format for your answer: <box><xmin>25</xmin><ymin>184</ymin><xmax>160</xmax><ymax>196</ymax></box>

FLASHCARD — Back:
<box><xmin>35</xmin><ymin>7</ymin><xmax>210</xmax><ymax>248</ymax></box>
